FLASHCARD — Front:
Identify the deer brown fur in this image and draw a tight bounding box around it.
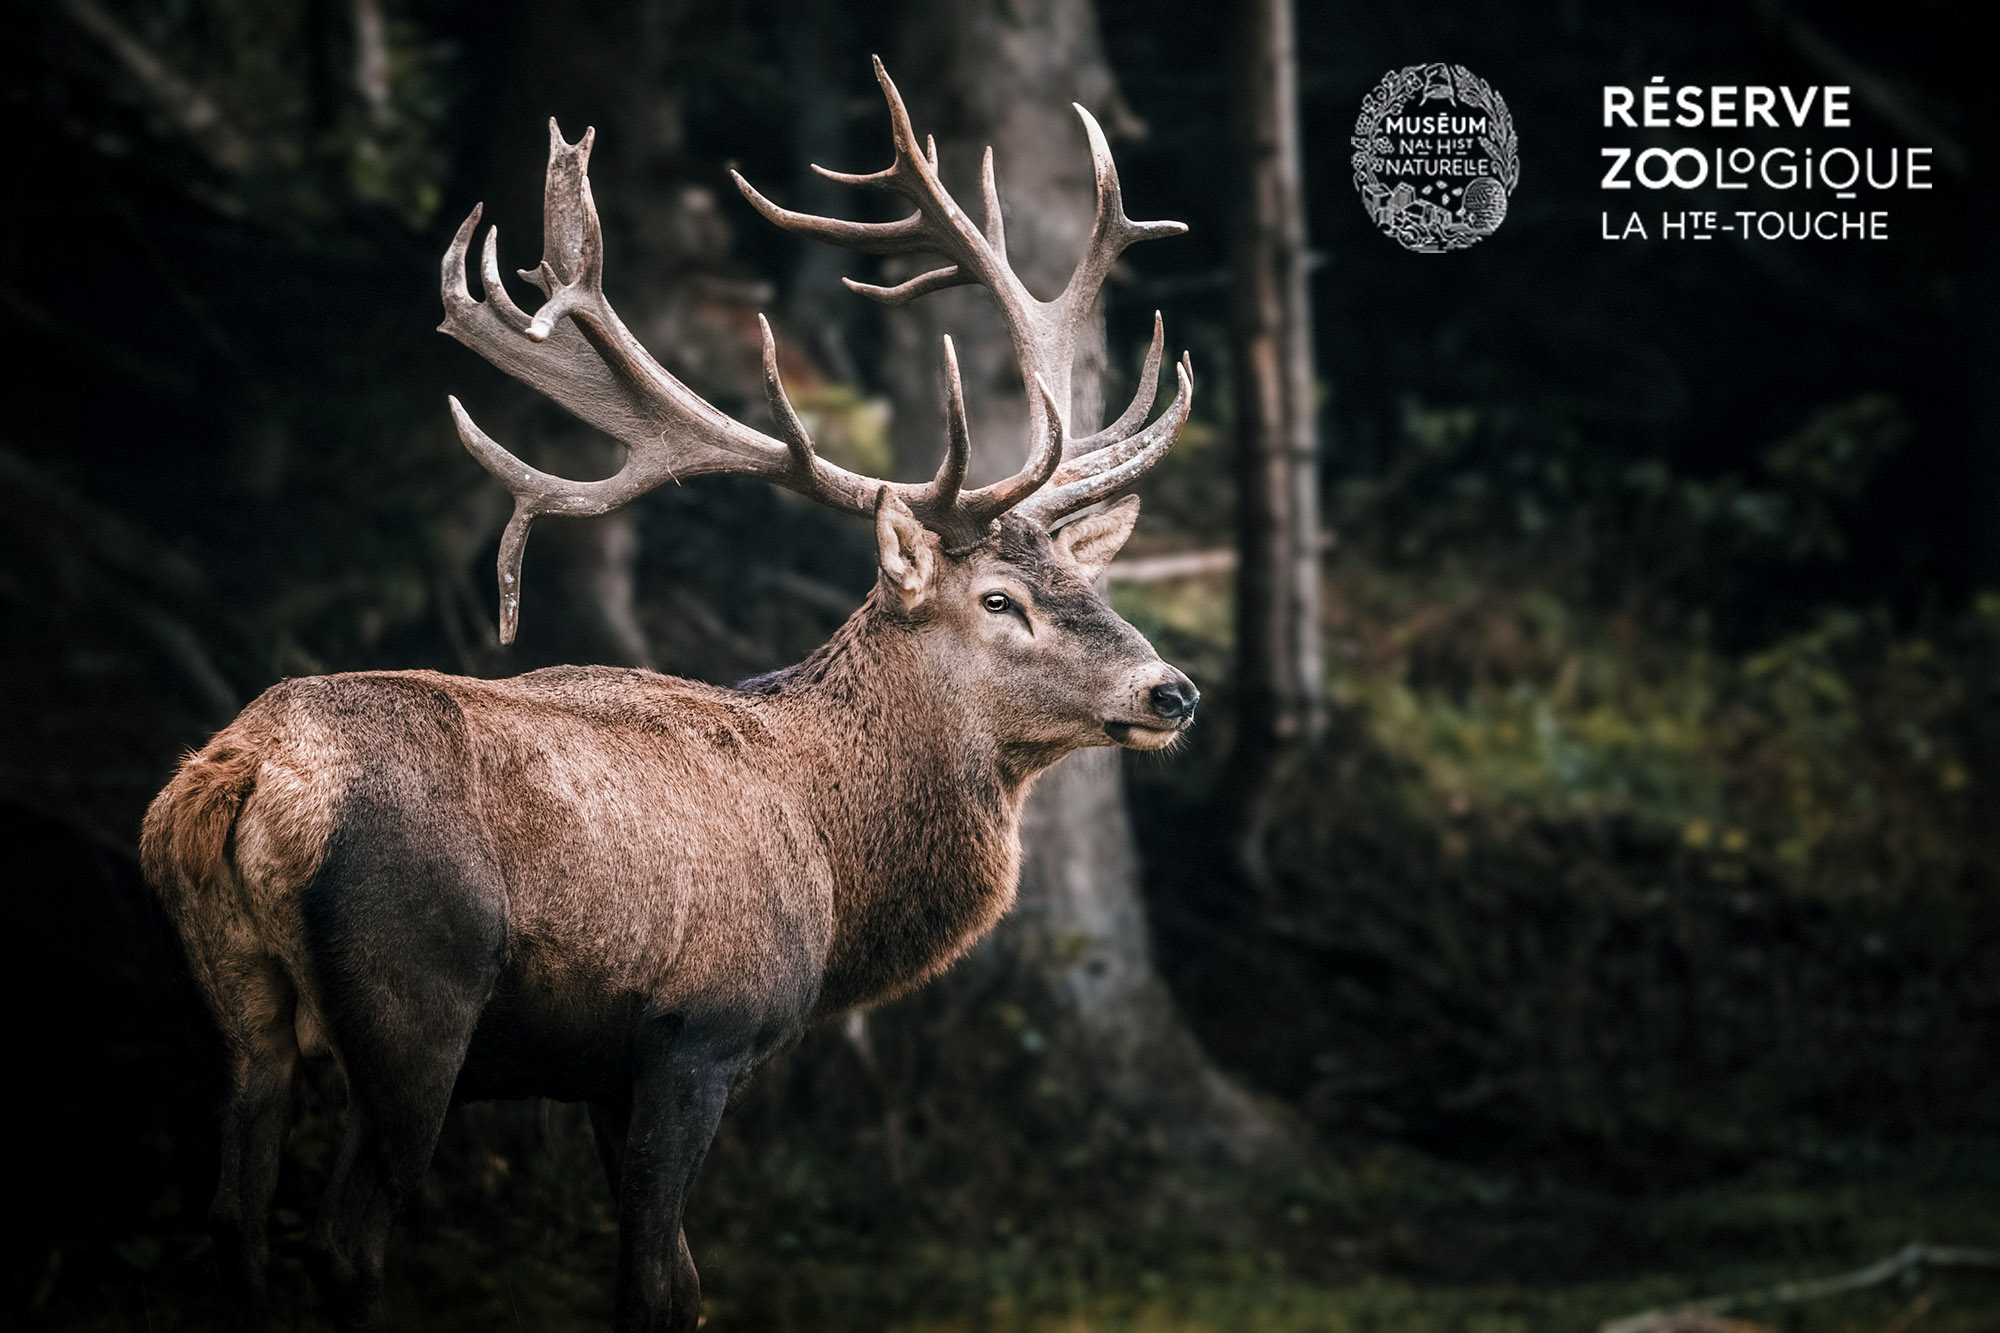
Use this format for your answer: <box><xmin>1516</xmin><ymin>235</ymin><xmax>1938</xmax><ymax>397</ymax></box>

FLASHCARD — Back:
<box><xmin>143</xmin><ymin>61</ymin><xmax>1197</xmax><ymax>1333</ymax></box>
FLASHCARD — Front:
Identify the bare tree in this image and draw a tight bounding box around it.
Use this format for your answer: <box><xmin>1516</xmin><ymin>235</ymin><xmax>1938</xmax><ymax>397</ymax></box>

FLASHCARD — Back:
<box><xmin>879</xmin><ymin>0</ymin><xmax>1298</xmax><ymax>1167</ymax></box>
<box><xmin>1226</xmin><ymin>0</ymin><xmax>1323</xmax><ymax>877</ymax></box>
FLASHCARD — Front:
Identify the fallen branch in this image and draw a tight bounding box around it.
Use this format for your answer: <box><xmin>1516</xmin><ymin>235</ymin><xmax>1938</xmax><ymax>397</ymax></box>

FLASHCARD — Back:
<box><xmin>1601</xmin><ymin>1242</ymin><xmax>2000</xmax><ymax>1333</ymax></box>
<box><xmin>1107</xmin><ymin>548</ymin><xmax>1237</xmax><ymax>583</ymax></box>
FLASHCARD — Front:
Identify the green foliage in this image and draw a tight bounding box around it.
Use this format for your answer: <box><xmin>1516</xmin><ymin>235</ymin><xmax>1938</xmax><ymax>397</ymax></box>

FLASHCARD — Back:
<box><xmin>1126</xmin><ymin>386</ymin><xmax>2000</xmax><ymax>1187</ymax></box>
<box><xmin>1320</xmin><ymin>575</ymin><xmax>1988</xmax><ymax>900</ymax></box>
<box><xmin>1186</xmin><ymin>388</ymin><xmax>1983</xmax><ymax>902</ymax></box>
<box><xmin>88</xmin><ymin>0</ymin><xmax>453</xmax><ymax>225</ymax></box>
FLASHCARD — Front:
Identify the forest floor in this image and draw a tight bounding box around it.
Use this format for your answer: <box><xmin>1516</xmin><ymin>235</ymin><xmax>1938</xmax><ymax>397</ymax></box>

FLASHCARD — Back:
<box><xmin>49</xmin><ymin>1136</ymin><xmax>1990</xmax><ymax>1333</ymax></box>
<box><xmin>651</xmin><ymin>1140</ymin><xmax>2000</xmax><ymax>1333</ymax></box>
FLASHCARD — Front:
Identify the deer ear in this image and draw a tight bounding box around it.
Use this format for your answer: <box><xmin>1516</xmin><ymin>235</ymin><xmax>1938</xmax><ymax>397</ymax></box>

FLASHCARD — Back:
<box><xmin>875</xmin><ymin>489</ymin><xmax>938</xmax><ymax>612</ymax></box>
<box><xmin>1054</xmin><ymin>495</ymin><xmax>1141</xmax><ymax>582</ymax></box>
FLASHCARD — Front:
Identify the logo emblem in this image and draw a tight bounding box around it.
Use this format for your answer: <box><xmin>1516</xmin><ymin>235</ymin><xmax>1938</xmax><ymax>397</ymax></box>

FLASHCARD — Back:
<box><xmin>1353</xmin><ymin>64</ymin><xmax>1519</xmax><ymax>253</ymax></box>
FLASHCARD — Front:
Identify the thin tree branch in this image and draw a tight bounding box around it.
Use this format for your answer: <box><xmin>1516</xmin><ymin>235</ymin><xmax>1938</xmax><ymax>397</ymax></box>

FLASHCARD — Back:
<box><xmin>1106</xmin><ymin>548</ymin><xmax>1237</xmax><ymax>582</ymax></box>
<box><xmin>62</xmin><ymin>0</ymin><xmax>255</xmax><ymax>174</ymax></box>
<box><xmin>1600</xmin><ymin>1242</ymin><xmax>2000</xmax><ymax>1333</ymax></box>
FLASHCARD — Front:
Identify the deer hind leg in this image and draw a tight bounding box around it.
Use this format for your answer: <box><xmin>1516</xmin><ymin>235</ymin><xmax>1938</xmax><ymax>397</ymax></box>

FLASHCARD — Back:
<box><xmin>613</xmin><ymin>1015</ymin><xmax>752</xmax><ymax>1333</ymax></box>
<box><xmin>207</xmin><ymin>956</ymin><xmax>300</xmax><ymax>1330</ymax></box>
<box><xmin>297</xmin><ymin>782</ymin><xmax>507</xmax><ymax>1328</ymax></box>
<box><xmin>588</xmin><ymin>1097</ymin><xmax>631</xmax><ymax>1198</ymax></box>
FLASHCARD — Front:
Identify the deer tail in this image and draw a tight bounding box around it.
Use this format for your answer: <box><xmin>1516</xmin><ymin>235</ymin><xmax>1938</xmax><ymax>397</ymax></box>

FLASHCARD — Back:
<box><xmin>141</xmin><ymin>734</ymin><xmax>264</xmax><ymax>904</ymax></box>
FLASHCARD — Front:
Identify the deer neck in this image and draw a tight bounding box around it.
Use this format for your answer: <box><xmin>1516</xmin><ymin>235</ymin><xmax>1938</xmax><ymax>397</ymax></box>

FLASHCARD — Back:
<box><xmin>754</xmin><ymin>593</ymin><xmax>1032</xmax><ymax>1014</ymax></box>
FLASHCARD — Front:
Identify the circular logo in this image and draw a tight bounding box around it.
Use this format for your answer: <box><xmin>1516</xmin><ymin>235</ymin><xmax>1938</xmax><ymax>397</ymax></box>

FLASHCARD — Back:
<box><xmin>1352</xmin><ymin>64</ymin><xmax>1519</xmax><ymax>253</ymax></box>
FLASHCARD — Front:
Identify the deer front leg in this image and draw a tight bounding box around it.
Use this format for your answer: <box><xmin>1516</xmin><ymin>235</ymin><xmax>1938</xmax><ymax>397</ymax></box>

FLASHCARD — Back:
<box><xmin>614</xmin><ymin>1016</ymin><xmax>743</xmax><ymax>1333</ymax></box>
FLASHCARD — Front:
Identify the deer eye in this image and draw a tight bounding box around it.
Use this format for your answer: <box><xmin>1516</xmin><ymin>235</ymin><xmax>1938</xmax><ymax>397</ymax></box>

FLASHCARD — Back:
<box><xmin>981</xmin><ymin>592</ymin><xmax>1015</xmax><ymax>615</ymax></box>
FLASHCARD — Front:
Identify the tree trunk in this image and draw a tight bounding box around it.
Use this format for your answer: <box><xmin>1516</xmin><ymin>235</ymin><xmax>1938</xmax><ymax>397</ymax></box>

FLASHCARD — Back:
<box><xmin>879</xmin><ymin>0</ymin><xmax>1297</xmax><ymax>1171</ymax></box>
<box><xmin>1226</xmin><ymin>0</ymin><xmax>1323</xmax><ymax>878</ymax></box>
<box><xmin>778</xmin><ymin>0</ymin><xmax>862</xmax><ymax>388</ymax></box>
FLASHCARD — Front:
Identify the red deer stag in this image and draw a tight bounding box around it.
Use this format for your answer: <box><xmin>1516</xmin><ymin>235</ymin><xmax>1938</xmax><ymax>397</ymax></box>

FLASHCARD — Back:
<box><xmin>142</xmin><ymin>58</ymin><xmax>1196</xmax><ymax>1331</ymax></box>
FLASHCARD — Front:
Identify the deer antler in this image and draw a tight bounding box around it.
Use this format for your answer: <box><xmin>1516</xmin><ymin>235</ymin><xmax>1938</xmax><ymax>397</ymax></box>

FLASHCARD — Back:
<box><xmin>441</xmin><ymin>60</ymin><xmax>1190</xmax><ymax>642</ymax></box>
<box><xmin>734</xmin><ymin>58</ymin><xmax>1193</xmax><ymax>532</ymax></box>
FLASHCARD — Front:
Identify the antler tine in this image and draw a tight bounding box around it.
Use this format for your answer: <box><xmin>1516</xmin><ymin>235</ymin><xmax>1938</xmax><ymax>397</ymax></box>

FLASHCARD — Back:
<box><xmin>442</xmin><ymin>200</ymin><xmax>483</xmax><ymax>308</ymax></box>
<box><xmin>742</xmin><ymin>60</ymin><xmax>1015</xmax><ymax>319</ymax></box>
<box><xmin>447</xmin><ymin>394</ymin><xmax>651</xmax><ymax>644</ymax></box>
<box><xmin>1016</xmin><ymin>354</ymin><xmax>1194</xmax><ymax>530</ymax></box>
<box><xmin>730</xmin><ymin>171</ymin><xmax>934</xmax><ymax>255</ymax></box>
<box><xmin>757</xmin><ymin>314</ymin><xmax>817</xmax><ymax>477</ymax></box>
<box><xmin>477</xmin><ymin>222</ymin><xmax>535</xmax><ymax>331</ymax></box>
<box><xmin>1059</xmin><ymin>106</ymin><xmax>1189</xmax><ymax>321</ymax></box>
<box><xmin>1068</xmin><ymin>310</ymin><xmax>1165</xmax><ymax>457</ymax></box>
<box><xmin>841</xmin><ymin>266</ymin><xmax>973</xmax><ymax>305</ymax></box>
<box><xmin>519</xmin><ymin>122</ymin><xmax>603</xmax><ymax>339</ymax></box>
<box><xmin>979</xmin><ymin>147</ymin><xmax>1006</xmax><ymax>254</ymax></box>
<box><xmin>871</xmin><ymin>54</ymin><xmax>933</xmax><ymax>187</ymax></box>
<box><xmin>959</xmin><ymin>374</ymin><xmax>1066</xmax><ymax>527</ymax></box>
<box><xmin>909</xmin><ymin>336</ymin><xmax>971</xmax><ymax>514</ymax></box>
<box><xmin>732</xmin><ymin>67</ymin><xmax>976</xmax><ymax>309</ymax></box>
<box><xmin>810</xmin><ymin>161</ymin><xmax>899</xmax><ymax>189</ymax></box>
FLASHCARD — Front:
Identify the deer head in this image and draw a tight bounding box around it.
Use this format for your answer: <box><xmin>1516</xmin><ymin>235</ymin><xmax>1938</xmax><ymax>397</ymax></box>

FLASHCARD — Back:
<box><xmin>439</xmin><ymin>58</ymin><xmax>1198</xmax><ymax>749</ymax></box>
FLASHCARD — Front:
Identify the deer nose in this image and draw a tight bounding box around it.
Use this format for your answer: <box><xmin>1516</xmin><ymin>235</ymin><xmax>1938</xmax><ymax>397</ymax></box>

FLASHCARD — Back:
<box><xmin>1148</xmin><ymin>672</ymin><xmax>1199</xmax><ymax>722</ymax></box>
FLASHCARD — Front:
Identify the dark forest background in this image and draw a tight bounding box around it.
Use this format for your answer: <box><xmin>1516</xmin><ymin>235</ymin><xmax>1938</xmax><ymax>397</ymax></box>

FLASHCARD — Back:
<box><xmin>3</xmin><ymin>0</ymin><xmax>1996</xmax><ymax>1329</ymax></box>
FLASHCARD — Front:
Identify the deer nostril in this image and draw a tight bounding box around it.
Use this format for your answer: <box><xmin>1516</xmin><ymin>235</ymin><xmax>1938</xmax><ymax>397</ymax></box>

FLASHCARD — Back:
<box><xmin>1149</xmin><ymin>680</ymin><xmax>1197</xmax><ymax>721</ymax></box>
